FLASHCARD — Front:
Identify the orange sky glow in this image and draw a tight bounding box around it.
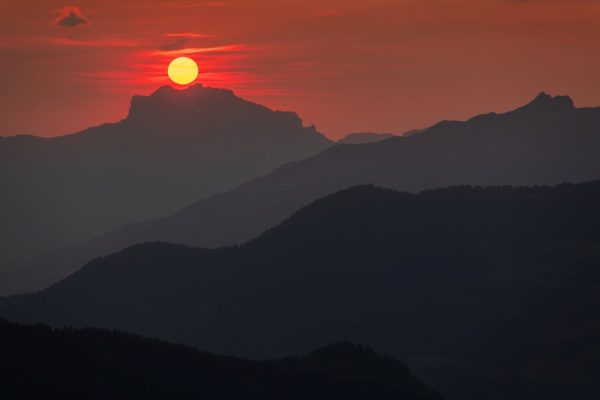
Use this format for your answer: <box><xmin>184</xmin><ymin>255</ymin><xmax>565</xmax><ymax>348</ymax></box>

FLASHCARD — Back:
<box><xmin>1</xmin><ymin>0</ymin><xmax>599</xmax><ymax>139</ymax></box>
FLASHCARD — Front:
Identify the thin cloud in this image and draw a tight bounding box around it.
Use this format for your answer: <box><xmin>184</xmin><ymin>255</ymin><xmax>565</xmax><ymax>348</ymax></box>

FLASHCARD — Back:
<box><xmin>0</xmin><ymin>36</ymin><xmax>139</xmax><ymax>48</ymax></box>
<box><xmin>157</xmin><ymin>1</ymin><xmax>232</xmax><ymax>8</ymax></box>
<box><xmin>159</xmin><ymin>38</ymin><xmax>189</xmax><ymax>51</ymax></box>
<box><xmin>206</xmin><ymin>2</ymin><xmax>232</xmax><ymax>6</ymax></box>
<box><xmin>47</xmin><ymin>37</ymin><xmax>138</xmax><ymax>47</ymax></box>
<box><xmin>150</xmin><ymin>43</ymin><xmax>247</xmax><ymax>57</ymax></box>
<box><xmin>163</xmin><ymin>33</ymin><xmax>216</xmax><ymax>38</ymax></box>
<box><xmin>52</xmin><ymin>6</ymin><xmax>91</xmax><ymax>28</ymax></box>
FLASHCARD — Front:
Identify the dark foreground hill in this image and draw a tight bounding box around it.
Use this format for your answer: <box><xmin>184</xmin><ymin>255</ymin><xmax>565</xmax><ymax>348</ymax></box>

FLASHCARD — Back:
<box><xmin>10</xmin><ymin>91</ymin><xmax>600</xmax><ymax>295</ymax></box>
<box><xmin>2</xmin><ymin>182</ymin><xmax>600</xmax><ymax>398</ymax></box>
<box><xmin>0</xmin><ymin>320</ymin><xmax>441</xmax><ymax>400</ymax></box>
<box><xmin>0</xmin><ymin>84</ymin><xmax>331</xmax><ymax>277</ymax></box>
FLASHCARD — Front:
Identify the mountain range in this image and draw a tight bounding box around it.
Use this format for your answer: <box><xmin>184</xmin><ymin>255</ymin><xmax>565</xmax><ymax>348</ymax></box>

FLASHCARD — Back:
<box><xmin>3</xmin><ymin>182</ymin><xmax>600</xmax><ymax>399</ymax></box>
<box><xmin>0</xmin><ymin>84</ymin><xmax>331</xmax><ymax>276</ymax></box>
<box><xmin>0</xmin><ymin>320</ymin><xmax>441</xmax><ymax>400</ymax></box>
<box><xmin>5</xmin><ymin>91</ymin><xmax>600</xmax><ymax>295</ymax></box>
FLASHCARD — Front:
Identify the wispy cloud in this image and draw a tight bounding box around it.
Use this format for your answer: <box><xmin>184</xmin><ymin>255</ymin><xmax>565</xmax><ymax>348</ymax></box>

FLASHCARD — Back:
<box><xmin>206</xmin><ymin>1</ymin><xmax>232</xmax><ymax>6</ymax></box>
<box><xmin>0</xmin><ymin>36</ymin><xmax>139</xmax><ymax>48</ymax></box>
<box><xmin>149</xmin><ymin>43</ymin><xmax>247</xmax><ymax>57</ymax></box>
<box><xmin>158</xmin><ymin>38</ymin><xmax>189</xmax><ymax>51</ymax></box>
<box><xmin>162</xmin><ymin>33</ymin><xmax>216</xmax><ymax>38</ymax></box>
<box><xmin>47</xmin><ymin>37</ymin><xmax>139</xmax><ymax>47</ymax></box>
<box><xmin>156</xmin><ymin>1</ymin><xmax>233</xmax><ymax>8</ymax></box>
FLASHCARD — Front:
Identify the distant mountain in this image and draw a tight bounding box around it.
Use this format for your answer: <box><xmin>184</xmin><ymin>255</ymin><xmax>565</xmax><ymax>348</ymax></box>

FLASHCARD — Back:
<box><xmin>0</xmin><ymin>85</ymin><xmax>332</xmax><ymax>273</ymax></box>
<box><xmin>401</xmin><ymin>128</ymin><xmax>425</xmax><ymax>137</ymax></box>
<box><xmin>3</xmin><ymin>182</ymin><xmax>600</xmax><ymax>399</ymax></box>
<box><xmin>0</xmin><ymin>320</ymin><xmax>441</xmax><ymax>400</ymax></box>
<box><xmin>338</xmin><ymin>132</ymin><xmax>396</xmax><ymax>144</ymax></box>
<box><xmin>8</xmin><ymin>92</ymin><xmax>600</xmax><ymax>295</ymax></box>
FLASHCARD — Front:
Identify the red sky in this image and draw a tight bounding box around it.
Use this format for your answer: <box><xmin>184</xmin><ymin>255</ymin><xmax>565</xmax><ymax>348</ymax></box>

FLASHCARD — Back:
<box><xmin>1</xmin><ymin>0</ymin><xmax>599</xmax><ymax>140</ymax></box>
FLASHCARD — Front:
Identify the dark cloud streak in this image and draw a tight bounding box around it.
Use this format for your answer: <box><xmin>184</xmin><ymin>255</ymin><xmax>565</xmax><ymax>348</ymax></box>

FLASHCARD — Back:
<box><xmin>53</xmin><ymin>6</ymin><xmax>90</xmax><ymax>28</ymax></box>
<box><xmin>159</xmin><ymin>38</ymin><xmax>189</xmax><ymax>51</ymax></box>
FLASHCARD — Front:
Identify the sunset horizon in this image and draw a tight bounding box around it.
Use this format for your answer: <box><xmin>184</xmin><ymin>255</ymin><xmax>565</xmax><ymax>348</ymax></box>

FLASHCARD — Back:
<box><xmin>4</xmin><ymin>79</ymin><xmax>587</xmax><ymax>141</ymax></box>
<box><xmin>2</xmin><ymin>1</ymin><xmax>600</xmax><ymax>399</ymax></box>
<box><xmin>2</xmin><ymin>0</ymin><xmax>599</xmax><ymax>139</ymax></box>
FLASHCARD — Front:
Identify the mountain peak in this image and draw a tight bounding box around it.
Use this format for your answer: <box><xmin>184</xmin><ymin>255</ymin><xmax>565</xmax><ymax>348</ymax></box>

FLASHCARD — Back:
<box><xmin>533</xmin><ymin>91</ymin><xmax>552</xmax><ymax>101</ymax></box>
<box><xmin>521</xmin><ymin>91</ymin><xmax>574</xmax><ymax>112</ymax></box>
<box><xmin>150</xmin><ymin>84</ymin><xmax>235</xmax><ymax>99</ymax></box>
<box><xmin>134</xmin><ymin>84</ymin><xmax>238</xmax><ymax>108</ymax></box>
<box><xmin>122</xmin><ymin>84</ymin><xmax>331</xmax><ymax>147</ymax></box>
<box><xmin>126</xmin><ymin>84</ymin><xmax>264</xmax><ymax>123</ymax></box>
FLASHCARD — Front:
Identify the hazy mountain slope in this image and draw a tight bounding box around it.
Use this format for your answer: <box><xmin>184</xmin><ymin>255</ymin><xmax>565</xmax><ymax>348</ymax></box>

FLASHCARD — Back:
<box><xmin>0</xmin><ymin>320</ymin><xmax>441</xmax><ymax>400</ymax></box>
<box><xmin>9</xmin><ymin>92</ymin><xmax>600</xmax><ymax>295</ymax></box>
<box><xmin>338</xmin><ymin>132</ymin><xmax>396</xmax><ymax>144</ymax></box>
<box><xmin>0</xmin><ymin>85</ymin><xmax>331</xmax><ymax>272</ymax></box>
<box><xmin>3</xmin><ymin>182</ymin><xmax>600</xmax><ymax>398</ymax></box>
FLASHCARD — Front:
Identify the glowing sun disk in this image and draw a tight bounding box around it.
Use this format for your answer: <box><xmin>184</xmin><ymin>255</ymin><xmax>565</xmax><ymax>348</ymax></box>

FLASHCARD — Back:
<box><xmin>168</xmin><ymin>57</ymin><xmax>199</xmax><ymax>85</ymax></box>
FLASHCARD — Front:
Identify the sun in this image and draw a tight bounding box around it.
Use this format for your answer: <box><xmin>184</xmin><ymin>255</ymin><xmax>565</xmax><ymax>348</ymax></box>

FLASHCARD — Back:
<box><xmin>168</xmin><ymin>57</ymin><xmax>199</xmax><ymax>85</ymax></box>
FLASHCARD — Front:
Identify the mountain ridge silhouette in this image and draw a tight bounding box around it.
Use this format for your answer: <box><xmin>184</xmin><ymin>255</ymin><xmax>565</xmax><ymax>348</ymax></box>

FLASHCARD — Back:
<box><xmin>5</xmin><ymin>91</ymin><xmax>599</xmax><ymax>295</ymax></box>
<box><xmin>0</xmin><ymin>319</ymin><xmax>442</xmax><ymax>400</ymax></box>
<box><xmin>2</xmin><ymin>182</ymin><xmax>600</xmax><ymax>398</ymax></box>
<box><xmin>0</xmin><ymin>84</ymin><xmax>332</xmax><ymax>281</ymax></box>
